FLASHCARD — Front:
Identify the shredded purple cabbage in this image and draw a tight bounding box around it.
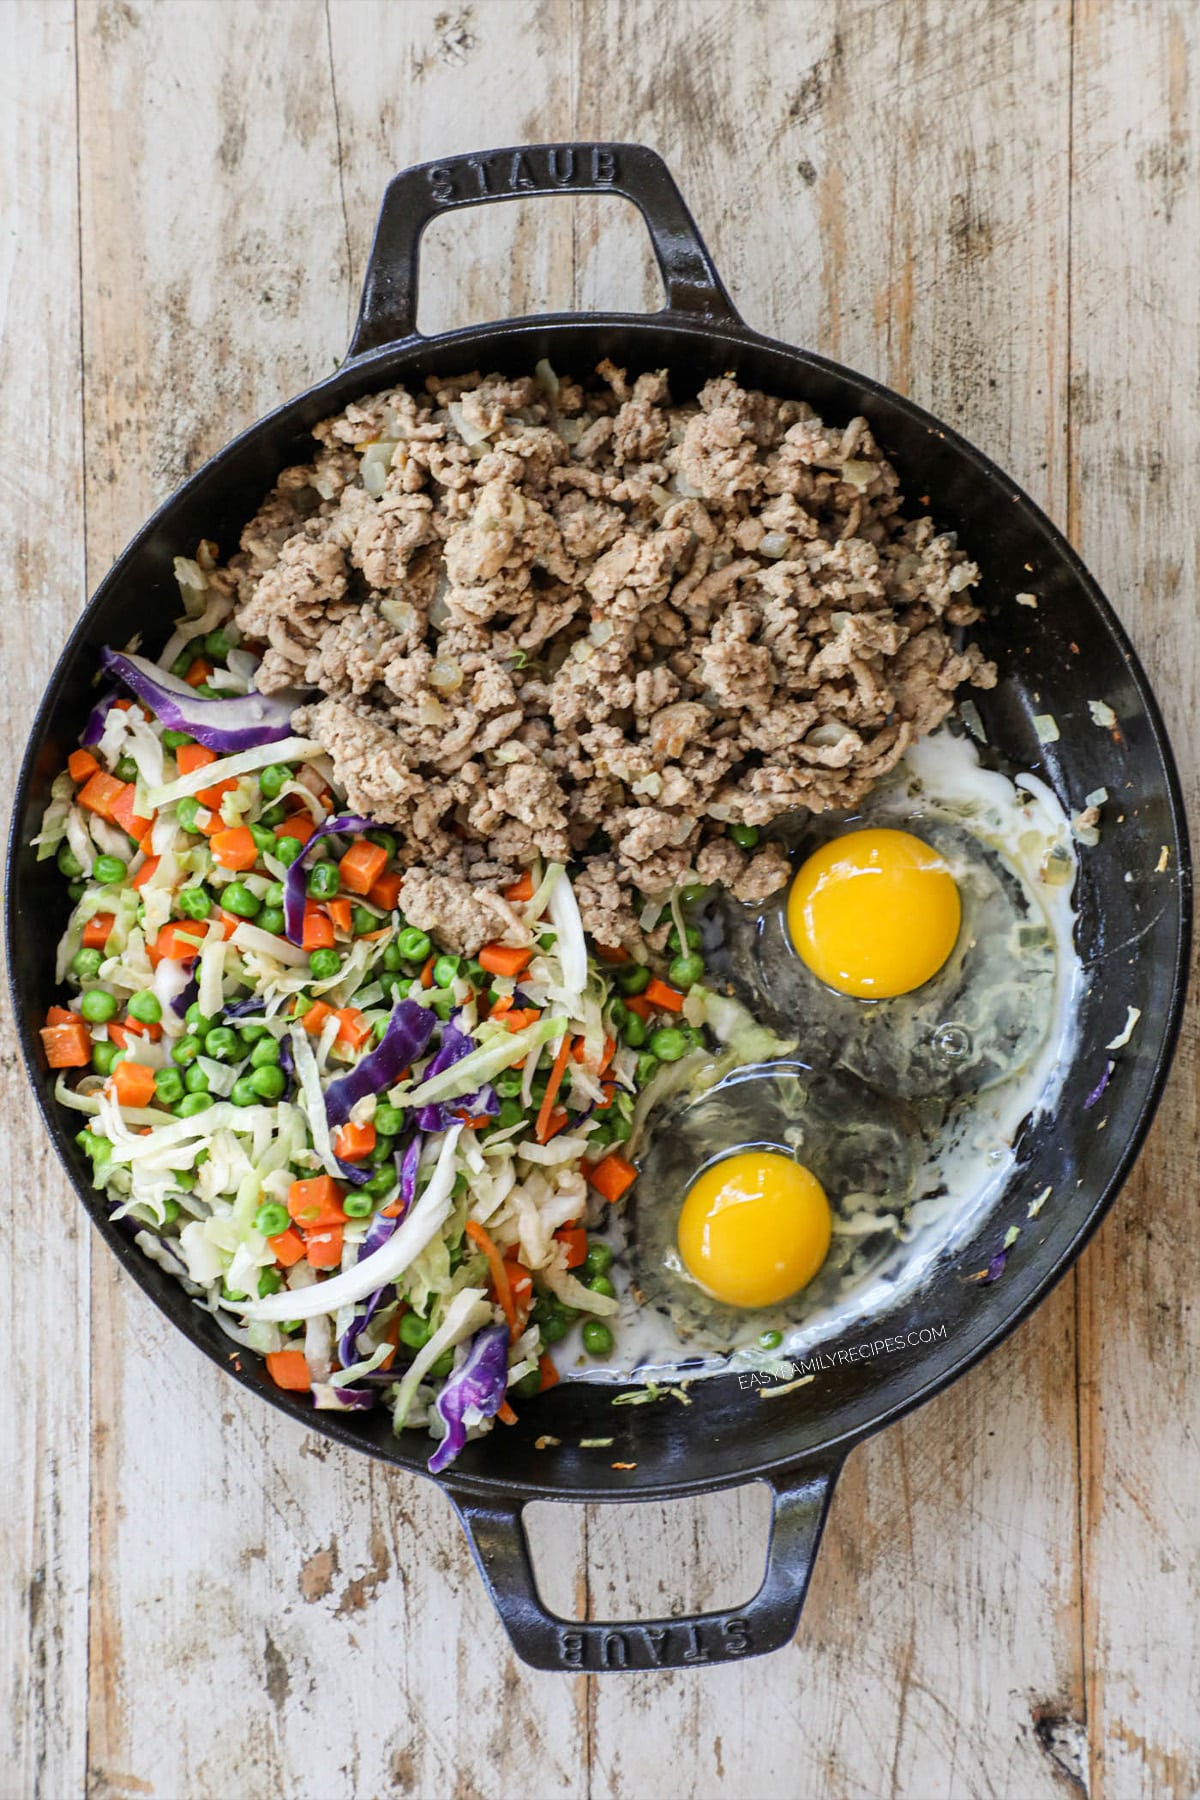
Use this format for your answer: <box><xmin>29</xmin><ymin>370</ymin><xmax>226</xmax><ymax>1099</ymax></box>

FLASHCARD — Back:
<box><xmin>171</xmin><ymin>973</ymin><xmax>200</xmax><ymax>1019</ymax></box>
<box><xmin>414</xmin><ymin>1022</ymin><xmax>498</xmax><ymax>1130</ymax></box>
<box><xmin>323</xmin><ymin>998</ymin><xmax>435</xmax><ymax>1129</ymax></box>
<box><xmin>337</xmin><ymin>1279</ymin><xmax>396</xmax><ymax>1369</ymax></box>
<box><xmin>281</xmin><ymin>812</ymin><xmax>374</xmax><ymax>944</ymax></box>
<box><xmin>977</xmin><ymin>1247</ymin><xmax>1009</xmax><ymax>1284</ymax></box>
<box><xmin>222</xmin><ymin>995</ymin><xmax>269</xmax><ymax>1021</ymax></box>
<box><xmin>81</xmin><ymin>687</ymin><xmax>118</xmax><ymax>748</ymax></box>
<box><xmin>396</xmin><ymin>1135</ymin><xmax>421</xmax><ymax>1215</ymax></box>
<box><xmin>428</xmin><ymin>1323</ymin><xmax>511</xmax><ymax>1475</ymax></box>
<box><xmin>312</xmin><ymin>1383</ymin><xmax>378</xmax><ymax>1412</ymax></box>
<box><xmin>1084</xmin><ymin>1061</ymin><xmax>1113</xmax><ymax>1110</ymax></box>
<box><xmin>101</xmin><ymin>647</ymin><xmax>301</xmax><ymax>752</ymax></box>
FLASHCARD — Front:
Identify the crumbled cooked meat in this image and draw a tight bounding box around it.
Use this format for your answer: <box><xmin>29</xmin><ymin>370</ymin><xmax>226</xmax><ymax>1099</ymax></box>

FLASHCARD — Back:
<box><xmin>228</xmin><ymin>365</ymin><xmax>993</xmax><ymax>949</ymax></box>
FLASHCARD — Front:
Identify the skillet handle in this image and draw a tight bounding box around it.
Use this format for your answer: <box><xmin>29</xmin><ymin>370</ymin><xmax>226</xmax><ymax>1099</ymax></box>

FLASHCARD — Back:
<box><xmin>346</xmin><ymin>141</ymin><xmax>743</xmax><ymax>357</ymax></box>
<box><xmin>450</xmin><ymin>1459</ymin><xmax>842</xmax><ymax>1672</ymax></box>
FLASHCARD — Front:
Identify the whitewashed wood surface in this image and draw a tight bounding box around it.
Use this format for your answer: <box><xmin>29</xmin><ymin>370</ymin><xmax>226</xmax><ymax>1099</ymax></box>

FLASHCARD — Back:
<box><xmin>2</xmin><ymin>2</ymin><xmax>1197</xmax><ymax>1795</ymax></box>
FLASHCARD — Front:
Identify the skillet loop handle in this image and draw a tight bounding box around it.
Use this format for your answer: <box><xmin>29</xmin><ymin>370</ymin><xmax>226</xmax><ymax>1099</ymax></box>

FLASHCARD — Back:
<box><xmin>347</xmin><ymin>141</ymin><xmax>742</xmax><ymax>358</ymax></box>
<box><xmin>451</xmin><ymin>1459</ymin><xmax>842</xmax><ymax>1672</ymax></box>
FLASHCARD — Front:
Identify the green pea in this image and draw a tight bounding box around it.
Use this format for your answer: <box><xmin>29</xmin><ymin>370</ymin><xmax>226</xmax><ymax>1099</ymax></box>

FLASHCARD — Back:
<box><xmin>93</xmin><ymin>853</ymin><xmax>128</xmax><ymax>886</ymax></box>
<box><xmin>273</xmin><ymin>835</ymin><xmax>304</xmax><ymax>867</ymax></box>
<box><xmin>176</xmin><ymin>884</ymin><xmax>212</xmax><ymax>921</ymax></box>
<box><xmin>493</xmin><ymin>1069</ymin><xmax>524</xmax><ymax>1099</ymax></box>
<box><xmin>583</xmin><ymin>1241</ymin><xmax>614</xmax><ymax>1279</ymax></box>
<box><xmin>204</xmin><ymin>628</ymin><xmax>232</xmax><ymax>661</ymax></box>
<box><xmin>72</xmin><ymin>947</ymin><xmax>103</xmax><ymax>980</ymax></box>
<box><xmin>193</xmin><ymin>684</ymin><xmax>220</xmax><ymax>700</ymax></box>
<box><xmin>309</xmin><ymin>947</ymin><xmax>341</xmax><ymax>981</ymax></box>
<box><xmin>679</xmin><ymin>881</ymin><xmax>707</xmax><ymax>905</ymax></box>
<box><xmin>339</xmin><ymin>1191</ymin><xmax>372</xmax><ymax>1219</ymax></box>
<box><xmin>128</xmin><ymin>989</ymin><xmax>161</xmax><ymax>1025</ymax></box>
<box><xmin>177</xmin><ymin>1092</ymin><xmax>214</xmax><ymax>1117</ymax></box>
<box><xmin>371</xmin><ymin>1016</ymin><xmax>389</xmax><ymax>1043</ymax></box>
<box><xmin>586</xmin><ymin>1274</ymin><xmax>616</xmax><ymax>1299</ymax></box>
<box><xmin>399</xmin><ymin>1311</ymin><xmax>433</xmax><ymax>1349</ymax></box>
<box><xmin>382</xmin><ymin>942</ymin><xmax>405</xmax><ymax>972</ymax></box>
<box><xmin>540</xmin><ymin>1311</ymin><xmax>569</xmax><ymax>1344</ymax></box>
<box><xmin>396</xmin><ymin>926</ymin><xmax>431</xmax><ymax>962</ymax></box>
<box><xmin>650</xmin><ymin>1026</ymin><xmax>690</xmax><ymax>1063</ymax></box>
<box><xmin>249</xmin><ymin>1063</ymin><xmax>286</xmax><ymax>1101</ymax></box>
<box><xmin>306</xmin><ymin>860</ymin><xmax>339</xmax><ymax>899</ymax></box>
<box><xmin>430</xmin><ymin>996</ymin><xmax>454</xmax><ymax>1022</ymax></box>
<box><xmin>370</xmin><ymin>1133</ymin><xmax>396</xmax><ymax>1166</ymax></box>
<box><xmin>236</xmin><ymin>1020</ymin><xmax>268</xmax><ymax>1043</ymax></box>
<box><xmin>257</xmin><ymin>906</ymin><xmax>286</xmax><ymax>937</ymax></box>
<box><xmin>176</xmin><ymin>796</ymin><xmax>203</xmax><ymax>834</ymax></box>
<box><xmin>114</xmin><ymin>754</ymin><xmax>138</xmax><ymax>783</ymax></box>
<box><xmin>609</xmin><ymin>998</ymin><xmax>630</xmax><ymax>1033</ymax></box>
<box><xmin>620</xmin><ymin>1011</ymin><xmax>647</xmax><ymax>1048</ymax></box>
<box><xmin>221</xmin><ymin>881</ymin><xmax>261</xmax><ymax>919</ymax></box>
<box><xmin>729</xmin><ymin>822</ymin><xmax>760</xmax><ymax>850</ymax></box>
<box><xmin>758</xmin><ymin>1329</ymin><xmax>783</xmax><ymax>1350</ymax></box>
<box><xmin>258</xmin><ymin>1268</ymin><xmax>284</xmax><ymax>1298</ymax></box>
<box><xmin>160</xmin><ymin>1198</ymin><xmax>181</xmax><ymax>1225</ymax></box>
<box><xmin>262</xmin><ymin>881</ymin><xmax>286</xmax><ymax>908</ymax></box>
<box><xmin>83</xmin><ymin>1131</ymin><xmax>113</xmax><ymax>1161</ymax></box>
<box><xmin>258</xmin><ymin>763</ymin><xmax>291</xmax><ymax>801</ymax></box>
<box><xmin>154</xmin><ymin>1066</ymin><xmax>185</xmax><ymax>1107</ymax></box>
<box><xmin>259</xmin><ymin>802</ymin><xmax>285</xmax><ymax>828</ymax></box>
<box><xmin>183</xmin><ymin>1063</ymin><xmax>210</xmax><ymax>1093</ymax></box>
<box><xmin>464</xmin><ymin>959</ymin><xmax>485</xmax><ymax>983</ymax></box>
<box><xmin>352</xmin><ymin>906</ymin><xmax>376</xmax><ymax>936</ymax></box>
<box><xmin>184</xmin><ymin>1003</ymin><xmax>214</xmax><ymax>1035</ymax></box>
<box><xmin>170</xmin><ymin>1034</ymin><xmax>202</xmax><ymax>1067</ymax></box>
<box><xmin>667</xmin><ymin>924</ymin><xmax>702</xmax><ymax>955</ymax></box>
<box><xmin>616</xmin><ymin>962</ymin><xmax>651</xmax><ymax>995</ymax></box>
<box><xmin>68</xmin><ymin>881</ymin><xmax>86</xmax><ymax>902</ymax></box>
<box><xmin>363</xmin><ymin>1167</ymin><xmax>397</xmax><ymax>1198</ymax></box>
<box><xmin>374</xmin><ymin>1102</ymin><xmax>403</xmax><ymax>1137</ymax></box>
<box><xmin>249</xmin><ymin>822</ymin><xmax>277</xmax><ymax>857</ymax></box>
<box><xmin>169</xmin><ymin>650</ymin><xmax>195</xmax><ymax>678</ymax></box>
<box><xmin>249</xmin><ymin>1036</ymin><xmax>281</xmax><ymax>1069</ymax></box>
<box><xmin>496</xmin><ymin>1097</ymin><xmax>525</xmax><ymax>1131</ymax></box>
<box><xmin>203</xmin><ymin>1026</ymin><xmax>238</xmax><ymax>1063</ymax></box>
<box><xmin>668</xmin><ymin>953</ymin><xmax>705</xmax><ymax>989</ymax></box>
<box><xmin>80</xmin><ymin>988</ymin><xmax>117</xmax><ymax>1024</ymax></box>
<box><xmin>91</xmin><ymin>1040</ymin><xmax>120</xmax><ymax>1076</ymax></box>
<box><xmin>635</xmin><ymin>1051</ymin><xmax>660</xmax><ymax>1087</ymax></box>
<box><xmin>255</xmin><ymin>1201</ymin><xmax>289</xmax><ymax>1237</ymax></box>
<box><xmin>427</xmin><ymin>1350</ymin><xmax>454</xmax><ymax>1380</ymax></box>
<box><xmin>432</xmin><ymin>955</ymin><xmax>461</xmax><ymax>987</ymax></box>
<box><xmin>57</xmin><ymin>844</ymin><xmax>83</xmax><ymax>878</ymax></box>
<box><xmin>230</xmin><ymin>1076</ymin><xmax>258</xmax><ymax>1107</ymax></box>
<box><xmin>366</xmin><ymin>829</ymin><xmax>397</xmax><ymax>858</ymax></box>
<box><xmin>582</xmin><ymin>1321</ymin><xmax>614</xmax><ymax>1357</ymax></box>
<box><xmin>161</xmin><ymin>728</ymin><xmax>193</xmax><ymax>750</ymax></box>
<box><xmin>169</xmin><ymin>1170</ymin><xmax>196</xmax><ymax>1191</ymax></box>
<box><xmin>609</xmin><ymin>1113</ymin><xmax>633</xmax><ymax>1143</ymax></box>
<box><xmin>512</xmin><ymin>1368</ymin><xmax>543</xmax><ymax>1400</ymax></box>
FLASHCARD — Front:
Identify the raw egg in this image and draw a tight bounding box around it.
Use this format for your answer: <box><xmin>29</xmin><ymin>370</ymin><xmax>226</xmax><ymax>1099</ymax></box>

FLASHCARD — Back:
<box><xmin>677</xmin><ymin>1149</ymin><xmax>832</xmax><ymax>1308</ymax></box>
<box><xmin>788</xmin><ymin>827</ymin><xmax>961</xmax><ymax>998</ymax></box>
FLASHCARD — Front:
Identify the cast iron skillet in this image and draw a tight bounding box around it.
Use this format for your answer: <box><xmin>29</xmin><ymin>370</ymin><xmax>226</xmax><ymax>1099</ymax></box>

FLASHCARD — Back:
<box><xmin>7</xmin><ymin>145</ymin><xmax>1191</xmax><ymax>1672</ymax></box>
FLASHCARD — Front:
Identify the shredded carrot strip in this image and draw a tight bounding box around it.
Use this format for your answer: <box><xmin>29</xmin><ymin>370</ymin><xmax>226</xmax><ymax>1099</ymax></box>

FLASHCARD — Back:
<box><xmin>536</xmin><ymin>1031</ymin><xmax>574</xmax><ymax>1143</ymax></box>
<box><xmin>465</xmin><ymin>1218</ymin><xmax>516</xmax><ymax>1332</ymax></box>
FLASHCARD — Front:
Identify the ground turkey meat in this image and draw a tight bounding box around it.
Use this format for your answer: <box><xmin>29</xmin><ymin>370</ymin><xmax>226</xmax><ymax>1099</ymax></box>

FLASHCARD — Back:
<box><xmin>224</xmin><ymin>365</ymin><xmax>994</xmax><ymax>949</ymax></box>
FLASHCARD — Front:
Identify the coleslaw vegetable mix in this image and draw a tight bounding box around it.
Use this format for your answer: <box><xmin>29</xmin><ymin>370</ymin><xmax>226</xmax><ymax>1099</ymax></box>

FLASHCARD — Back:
<box><xmin>32</xmin><ymin>552</ymin><xmax>728</xmax><ymax>1470</ymax></box>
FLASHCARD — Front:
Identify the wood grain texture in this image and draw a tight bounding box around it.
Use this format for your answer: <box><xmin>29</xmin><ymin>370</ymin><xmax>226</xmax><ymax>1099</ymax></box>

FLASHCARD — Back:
<box><xmin>2</xmin><ymin>1</ymin><xmax>1197</xmax><ymax>1796</ymax></box>
<box><xmin>0</xmin><ymin>10</ymin><xmax>91</xmax><ymax>1800</ymax></box>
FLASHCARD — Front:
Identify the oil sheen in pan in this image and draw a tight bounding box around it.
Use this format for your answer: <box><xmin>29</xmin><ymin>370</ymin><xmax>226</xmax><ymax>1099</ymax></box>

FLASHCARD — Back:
<box><xmin>557</xmin><ymin>728</ymin><xmax>1086</xmax><ymax>1385</ymax></box>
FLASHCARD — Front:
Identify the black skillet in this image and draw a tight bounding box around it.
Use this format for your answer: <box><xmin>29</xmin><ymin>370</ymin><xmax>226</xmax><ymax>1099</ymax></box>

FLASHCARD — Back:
<box><xmin>7</xmin><ymin>145</ymin><xmax>1191</xmax><ymax>1671</ymax></box>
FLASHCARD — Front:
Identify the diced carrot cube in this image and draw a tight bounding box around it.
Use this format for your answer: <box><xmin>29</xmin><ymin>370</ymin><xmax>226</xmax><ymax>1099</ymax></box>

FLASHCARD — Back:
<box><xmin>211</xmin><ymin>827</ymin><xmax>258</xmax><ymax>871</ymax></box>
<box><xmin>334</xmin><ymin>1007</ymin><xmax>371</xmax><ymax>1050</ymax></box>
<box><xmin>305</xmin><ymin>1224</ymin><xmax>344</xmax><ymax>1269</ymax></box>
<box><xmin>326</xmin><ymin>898</ymin><xmax>353</xmax><ymax>935</ymax></box>
<box><xmin>555</xmin><ymin>1226</ymin><xmax>588</xmax><ymax>1269</ymax></box>
<box><xmin>46</xmin><ymin>1005</ymin><xmax>76</xmax><ymax>1026</ymax></box>
<box><xmin>300</xmin><ymin>999</ymin><xmax>333</xmax><ymax>1036</ymax></box>
<box><xmin>132</xmin><ymin>856</ymin><xmax>160</xmax><ymax>889</ymax></box>
<box><xmin>82</xmin><ymin>913</ymin><xmax>115</xmax><ymax>950</ymax></box>
<box><xmin>587</xmin><ymin>1152</ymin><xmax>638</xmax><ymax>1205</ymax></box>
<box><xmin>643</xmin><ymin>977</ymin><xmax>685</xmax><ymax>1014</ymax></box>
<box><xmin>478</xmin><ymin>942</ymin><xmax>532</xmax><ymax>979</ymax></box>
<box><xmin>287</xmin><ymin>1175</ymin><xmax>346</xmax><ymax>1230</ymax></box>
<box><xmin>110</xmin><ymin>783</ymin><xmax>153</xmax><ymax>841</ymax></box>
<box><xmin>77</xmin><ymin>770</ymin><xmax>125</xmax><ymax>820</ymax></box>
<box><xmin>265</xmin><ymin>1349</ymin><xmax>310</xmax><ymax>1391</ymax></box>
<box><xmin>538</xmin><ymin>1353</ymin><xmax>560</xmax><ymax>1391</ymax></box>
<box><xmin>503</xmin><ymin>869</ymin><xmax>535</xmax><ymax>903</ymax></box>
<box><xmin>175</xmin><ymin>743</ymin><xmax>216</xmax><ymax>775</ymax></box>
<box><xmin>196</xmin><ymin>777</ymin><xmax>236</xmax><ymax>812</ymax></box>
<box><xmin>109</xmin><ymin>1061</ymin><xmax>157</xmax><ymax>1108</ymax></box>
<box><xmin>333</xmin><ymin>1119</ymin><xmax>376</xmax><ymax>1161</ymax></box>
<box><xmin>40</xmin><ymin>1021</ymin><xmax>91</xmax><ymax>1067</ymax></box>
<box><xmin>338</xmin><ymin>839</ymin><xmax>388</xmax><ymax>896</ymax></box>
<box><xmin>150</xmin><ymin>921</ymin><xmax>203</xmax><ymax>963</ymax></box>
<box><xmin>275</xmin><ymin>813</ymin><xmax>316</xmax><ymax>846</ymax></box>
<box><xmin>268</xmin><ymin>1227</ymin><xmax>306</xmax><ymax>1267</ymax></box>
<box><xmin>68</xmin><ymin>748</ymin><xmax>99</xmax><ymax>782</ymax></box>
<box><xmin>184</xmin><ymin>656</ymin><xmax>212</xmax><ymax>688</ymax></box>
<box><xmin>301</xmin><ymin>905</ymin><xmax>334</xmax><ymax>952</ymax></box>
<box><xmin>367</xmin><ymin>870</ymin><xmax>402</xmax><ymax>910</ymax></box>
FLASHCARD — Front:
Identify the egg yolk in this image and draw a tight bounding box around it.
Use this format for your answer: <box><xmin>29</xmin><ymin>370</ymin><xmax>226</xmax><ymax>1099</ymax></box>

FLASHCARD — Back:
<box><xmin>787</xmin><ymin>827</ymin><xmax>961</xmax><ymax>998</ymax></box>
<box><xmin>677</xmin><ymin>1150</ymin><xmax>832</xmax><ymax>1308</ymax></box>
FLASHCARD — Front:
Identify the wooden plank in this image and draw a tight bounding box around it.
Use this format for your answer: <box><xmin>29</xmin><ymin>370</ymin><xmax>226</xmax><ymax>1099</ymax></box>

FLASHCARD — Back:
<box><xmin>574</xmin><ymin>4</ymin><xmax>1085</xmax><ymax>1795</ymax></box>
<box><xmin>0</xmin><ymin>8</ymin><xmax>91</xmax><ymax>1798</ymax></box>
<box><xmin>1069</xmin><ymin>4</ymin><xmax>1200</xmax><ymax>1796</ymax></box>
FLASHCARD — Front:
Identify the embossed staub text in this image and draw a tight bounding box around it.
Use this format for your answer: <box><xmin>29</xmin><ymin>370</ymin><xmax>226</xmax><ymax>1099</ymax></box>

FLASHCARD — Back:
<box><xmin>427</xmin><ymin>145</ymin><xmax>619</xmax><ymax>206</ymax></box>
<box><xmin>556</xmin><ymin>1616</ymin><xmax>752</xmax><ymax>1671</ymax></box>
